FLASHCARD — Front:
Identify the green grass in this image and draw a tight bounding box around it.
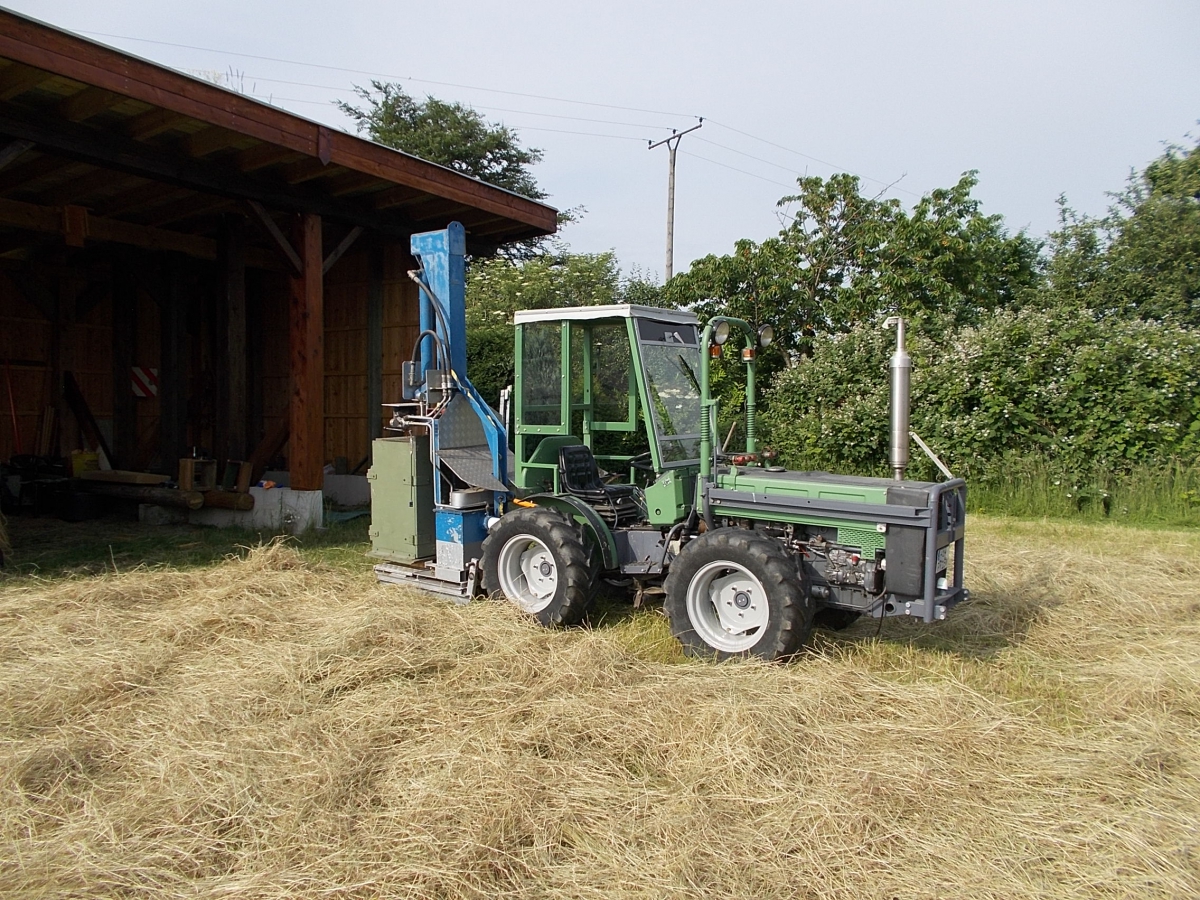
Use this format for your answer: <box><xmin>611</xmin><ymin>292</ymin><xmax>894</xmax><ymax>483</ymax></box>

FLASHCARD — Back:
<box><xmin>0</xmin><ymin>513</ymin><xmax>372</xmax><ymax>581</ymax></box>
<box><xmin>969</xmin><ymin>457</ymin><xmax>1200</xmax><ymax>526</ymax></box>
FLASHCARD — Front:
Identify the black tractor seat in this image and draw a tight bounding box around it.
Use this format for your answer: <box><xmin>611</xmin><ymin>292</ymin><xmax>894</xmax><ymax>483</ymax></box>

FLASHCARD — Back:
<box><xmin>558</xmin><ymin>444</ymin><xmax>643</xmax><ymax>527</ymax></box>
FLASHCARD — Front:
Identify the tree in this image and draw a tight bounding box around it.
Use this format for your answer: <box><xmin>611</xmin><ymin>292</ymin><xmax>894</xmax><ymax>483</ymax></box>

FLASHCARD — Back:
<box><xmin>662</xmin><ymin>172</ymin><xmax>1039</xmax><ymax>442</ymax></box>
<box><xmin>1040</xmin><ymin>137</ymin><xmax>1200</xmax><ymax>325</ymax></box>
<box><xmin>338</xmin><ymin>82</ymin><xmax>576</xmax><ymax>258</ymax></box>
<box><xmin>665</xmin><ymin>172</ymin><xmax>1040</xmax><ymax>359</ymax></box>
<box><xmin>338</xmin><ymin>81</ymin><xmax>546</xmax><ymax>199</ymax></box>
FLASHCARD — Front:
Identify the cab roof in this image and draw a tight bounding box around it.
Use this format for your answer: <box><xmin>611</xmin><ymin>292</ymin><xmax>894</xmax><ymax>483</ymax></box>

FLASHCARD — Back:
<box><xmin>513</xmin><ymin>304</ymin><xmax>699</xmax><ymax>325</ymax></box>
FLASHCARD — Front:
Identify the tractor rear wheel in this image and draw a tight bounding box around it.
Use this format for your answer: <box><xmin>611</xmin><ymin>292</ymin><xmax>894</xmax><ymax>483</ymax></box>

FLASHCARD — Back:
<box><xmin>664</xmin><ymin>528</ymin><xmax>814</xmax><ymax>661</ymax></box>
<box><xmin>481</xmin><ymin>507</ymin><xmax>594</xmax><ymax>627</ymax></box>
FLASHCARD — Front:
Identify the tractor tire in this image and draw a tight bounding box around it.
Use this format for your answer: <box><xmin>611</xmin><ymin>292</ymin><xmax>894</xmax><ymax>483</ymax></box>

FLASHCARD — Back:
<box><xmin>814</xmin><ymin>609</ymin><xmax>862</xmax><ymax>631</ymax></box>
<box><xmin>480</xmin><ymin>507</ymin><xmax>594</xmax><ymax>627</ymax></box>
<box><xmin>664</xmin><ymin>528</ymin><xmax>814</xmax><ymax>661</ymax></box>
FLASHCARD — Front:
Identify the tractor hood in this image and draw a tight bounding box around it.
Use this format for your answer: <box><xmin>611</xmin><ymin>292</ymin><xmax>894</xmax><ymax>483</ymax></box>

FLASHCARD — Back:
<box><xmin>714</xmin><ymin>466</ymin><xmax>943</xmax><ymax>508</ymax></box>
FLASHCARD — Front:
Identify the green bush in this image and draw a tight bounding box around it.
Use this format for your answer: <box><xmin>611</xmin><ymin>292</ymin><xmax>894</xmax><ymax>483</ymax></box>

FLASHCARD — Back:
<box><xmin>761</xmin><ymin>307</ymin><xmax>1200</xmax><ymax>482</ymax></box>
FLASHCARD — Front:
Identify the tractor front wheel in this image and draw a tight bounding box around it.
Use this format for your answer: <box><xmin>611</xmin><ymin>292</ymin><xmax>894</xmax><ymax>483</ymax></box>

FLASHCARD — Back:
<box><xmin>664</xmin><ymin>529</ymin><xmax>813</xmax><ymax>661</ymax></box>
<box><xmin>480</xmin><ymin>507</ymin><xmax>594</xmax><ymax>627</ymax></box>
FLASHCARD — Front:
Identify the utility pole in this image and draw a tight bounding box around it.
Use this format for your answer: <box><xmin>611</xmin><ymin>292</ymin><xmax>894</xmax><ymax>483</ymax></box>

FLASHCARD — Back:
<box><xmin>649</xmin><ymin>118</ymin><xmax>702</xmax><ymax>281</ymax></box>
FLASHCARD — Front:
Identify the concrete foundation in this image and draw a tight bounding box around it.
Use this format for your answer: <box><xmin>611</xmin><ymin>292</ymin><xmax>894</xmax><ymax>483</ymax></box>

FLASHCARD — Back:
<box><xmin>189</xmin><ymin>487</ymin><xmax>323</xmax><ymax>534</ymax></box>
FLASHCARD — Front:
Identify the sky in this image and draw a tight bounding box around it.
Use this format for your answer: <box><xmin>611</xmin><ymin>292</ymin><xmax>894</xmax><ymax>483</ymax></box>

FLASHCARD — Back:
<box><xmin>7</xmin><ymin>1</ymin><xmax>1199</xmax><ymax>282</ymax></box>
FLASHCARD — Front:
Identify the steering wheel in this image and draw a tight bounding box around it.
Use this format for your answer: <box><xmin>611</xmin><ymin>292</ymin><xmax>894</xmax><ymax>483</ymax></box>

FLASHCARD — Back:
<box><xmin>629</xmin><ymin>451</ymin><xmax>656</xmax><ymax>473</ymax></box>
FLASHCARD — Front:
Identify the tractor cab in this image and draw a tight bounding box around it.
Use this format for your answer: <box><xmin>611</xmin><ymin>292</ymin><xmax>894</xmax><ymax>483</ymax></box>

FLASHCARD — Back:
<box><xmin>512</xmin><ymin>304</ymin><xmax>706</xmax><ymax>527</ymax></box>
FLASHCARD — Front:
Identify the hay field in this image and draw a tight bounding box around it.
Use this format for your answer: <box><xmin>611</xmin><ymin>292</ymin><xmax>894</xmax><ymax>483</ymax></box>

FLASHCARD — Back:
<box><xmin>1</xmin><ymin>518</ymin><xmax>1198</xmax><ymax>899</ymax></box>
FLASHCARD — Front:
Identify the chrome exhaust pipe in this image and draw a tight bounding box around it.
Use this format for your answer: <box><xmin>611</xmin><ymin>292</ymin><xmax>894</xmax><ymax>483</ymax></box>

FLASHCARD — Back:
<box><xmin>885</xmin><ymin>316</ymin><xmax>910</xmax><ymax>481</ymax></box>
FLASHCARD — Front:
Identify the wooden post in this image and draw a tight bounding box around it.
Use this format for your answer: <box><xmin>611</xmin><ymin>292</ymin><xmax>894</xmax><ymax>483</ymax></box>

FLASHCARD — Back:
<box><xmin>246</xmin><ymin>268</ymin><xmax>263</xmax><ymax>455</ymax></box>
<box><xmin>111</xmin><ymin>250</ymin><xmax>136</xmax><ymax>468</ymax></box>
<box><xmin>220</xmin><ymin>214</ymin><xmax>247</xmax><ymax>459</ymax></box>
<box><xmin>158</xmin><ymin>256</ymin><xmax>187</xmax><ymax>471</ymax></box>
<box><xmin>367</xmin><ymin>242</ymin><xmax>383</xmax><ymax>450</ymax></box>
<box><xmin>288</xmin><ymin>212</ymin><xmax>323</xmax><ymax>491</ymax></box>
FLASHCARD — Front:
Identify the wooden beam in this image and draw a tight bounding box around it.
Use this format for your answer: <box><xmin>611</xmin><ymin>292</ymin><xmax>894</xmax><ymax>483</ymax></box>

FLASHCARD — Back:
<box><xmin>158</xmin><ymin>261</ymin><xmax>187</xmax><ymax>471</ymax></box>
<box><xmin>64</xmin><ymin>370</ymin><xmax>116</xmax><ymax>467</ymax></box>
<box><xmin>0</xmin><ymin>62</ymin><xmax>49</xmax><ymax>101</ymax></box>
<box><xmin>247</xmin><ymin>415</ymin><xmax>287</xmax><ymax>485</ymax></box>
<box><xmin>40</xmin><ymin>166</ymin><xmax>136</xmax><ymax>207</ymax></box>
<box><xmin>0</xmin><ymin>139</ymin><xmax>34</xmax><ymax>173</ymax></box>
<box><xmin>367</xmin><ymin>244</ymin><xmax>383</xmax><ymax>447</ymax></box>
<box><xmin>111</xmin><ymin>251</ymin><xmax>136</xmax><ymax>466</ymax></box>
<box><xmin>373</xmin><ymin>184</ymin><xmax>424</xmax><ymax>210</ymax></box>
<box><xmin>281</xmin><ymin>156</ymin><xmax>336</xmax><ymax>185</ymax></box>
<box><xmin>247</xmin><ymin>200</ymin><xmax>302</xmax><ymax>273</ymax></box>
<box><xmin>62</xmin><ymin>204</ymin><xmax>88</xmax><ymax>247</ymax></box>
<box><xmin>220</xmin><ymin>215</ymin><xmax>247</xmax><ymax>458</ymax></box>
<box><xmin>0</xmin><ymin>154</ymin><xmax>71</xmax><ymax>193</ymax></box>
<box><xmin>141</xmin><ymin>193</ymin><xmax>233</xmax><ymax>228</ymax></box>
<box><xmin>0</xmin><ymin>13</ymin><xmax>558</xmax><ymax>235</ymax></box>
<box><xmin>0</xmin><ymin>106</ymin><xmax>415</xmax><ymax>237</ymax></box>
<box><xmin>125</xmin><ymin>108</ymin><xmax>188</xmax><ymax>141</ymax></box>
<box><xmin>57</xmin><ymin>86</ymin><xmax>124</xmax><ymax>123</ymax></box>
<box><xmin>94</xmin><ymin>179</ymin><xmax>184</xmax><ymax>218</ymax></box>
<box><xmin>288</xmin><ymin>212</ymin><xmax>323</xmax><ymax>491</ymax></box>
<box><xmin>325</xmin><ymin>170</ymin><xmax>384</xmax><ymax>198</ymax></box>
<box><xmin>234</xmin><ymin>142</ymin><xmax>299</xmax><ymax>173</ymax></box>
<box><xmin>322</xmin><ymin>225</ymin><xmax>362</xmax><ymax>275</ymax></box>
<box><xmin>184</xmin><ymin>125</ymin><xmax>244</xmax><ymax>158</ymax></box>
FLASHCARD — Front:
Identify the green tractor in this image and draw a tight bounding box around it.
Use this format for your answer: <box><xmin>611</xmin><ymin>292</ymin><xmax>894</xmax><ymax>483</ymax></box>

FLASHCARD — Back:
<box><xmin>479</xmin><ymin>303</ymin><xmax>968</xmax><ymax>660</ymax></box>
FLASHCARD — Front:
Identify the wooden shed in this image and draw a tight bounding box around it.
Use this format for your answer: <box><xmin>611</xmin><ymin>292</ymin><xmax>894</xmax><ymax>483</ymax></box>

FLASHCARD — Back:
<box><xmin>0</xmin><ymin>10</ymin><xmax>556</xmax><ymax>493</ymax></box>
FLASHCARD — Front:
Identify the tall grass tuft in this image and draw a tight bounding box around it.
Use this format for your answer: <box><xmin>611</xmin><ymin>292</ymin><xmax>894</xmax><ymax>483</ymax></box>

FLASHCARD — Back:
<box><xmin>969</xmin><ymin>456</ymin><xmax>1200</xmax><ymax>526</ymax></box>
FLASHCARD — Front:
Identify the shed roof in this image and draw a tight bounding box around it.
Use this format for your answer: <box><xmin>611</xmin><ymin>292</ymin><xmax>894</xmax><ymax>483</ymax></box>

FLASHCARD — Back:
<box><xmin>0</xmin><ymin>9</ymin><xmax>558</xmax><ymax>261</ymax></box>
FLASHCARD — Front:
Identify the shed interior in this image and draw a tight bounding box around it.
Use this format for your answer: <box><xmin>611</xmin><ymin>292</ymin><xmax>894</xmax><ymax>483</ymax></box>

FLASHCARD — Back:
<box><xmin>0</xmin><ymin>10</ymin><xmax>555</xmax><ymax>506</ymax></box>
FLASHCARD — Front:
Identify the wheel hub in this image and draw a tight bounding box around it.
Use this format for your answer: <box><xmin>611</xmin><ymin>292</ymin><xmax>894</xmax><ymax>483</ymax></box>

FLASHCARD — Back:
<box><xmin>496</xmin><ymin>535</ymin><xmax>559</xmax><ymax>614</ymax></box>
<box><xmin>684</xmin><ymin>560</ymin><xmax>771</xmax><ymax>652</ymax></box>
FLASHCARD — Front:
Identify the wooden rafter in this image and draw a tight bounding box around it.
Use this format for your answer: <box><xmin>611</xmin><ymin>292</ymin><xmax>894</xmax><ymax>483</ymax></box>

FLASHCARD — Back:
<box><xmin>0</xmin><ymin>63</ymin><xmax>48</xmax><ymax>101</ymax></box>
<box><xmin>125</xmin><ymin>107</ymin><xmax>188</xmax><ymax>141</ymax></box>
<box><xmin>322</xmin><ymin>225</ymin><xmax>362</xmax><ymax>275</ymax></box>
<box><xmin>0</xmin><ymin>105</ymin><xmax>415</xmax><ymax>236</ymax></box>
<box><xmin>0</xmin><ymin>138</ymin><xmax>32</xmax><ymax>173</ymax></box>
<box><xmin>0</xmin><ymin>194</ymin><xmax>281</xmax><ymax>269</ymax></box>
<box><xmin>57</xmin><ymin>85</ymin><xmax>123</xmax><ymax>123</ymax></box>
<box><xmin>247</xmin><ymin>200</ymin><xmax>301</xmax><ymax>274</ymax></box>
<box><xmin>0</xmin><ymin>11</ymin><xmax>557</xmax><ymax>235</ymax></box>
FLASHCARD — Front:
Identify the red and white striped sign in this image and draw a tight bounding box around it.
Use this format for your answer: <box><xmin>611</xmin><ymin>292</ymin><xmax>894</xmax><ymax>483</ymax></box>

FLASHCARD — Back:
<box><xmin>131</xmin><ymin>366</ymin><xmax>158</xmax><ymax>398</ymax></box>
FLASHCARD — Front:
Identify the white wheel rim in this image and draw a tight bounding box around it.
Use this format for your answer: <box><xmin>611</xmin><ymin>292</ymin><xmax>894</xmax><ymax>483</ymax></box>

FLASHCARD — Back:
<box><xmin>496</xmin><ymin>534</ymin><xmax>559</xmax><ymax>613</ymax></box>
<box><xmin>685</xmin><ymin>560</ymin><xmax>769</xmax><ymax>652</ymax></box>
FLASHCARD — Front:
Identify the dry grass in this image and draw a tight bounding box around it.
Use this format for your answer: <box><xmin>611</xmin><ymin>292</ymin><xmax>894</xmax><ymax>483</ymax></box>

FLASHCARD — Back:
<box><xmin>1</xmin><ymin>518</ymin><xmax>1198</xmax><ymax>899</ymax></box>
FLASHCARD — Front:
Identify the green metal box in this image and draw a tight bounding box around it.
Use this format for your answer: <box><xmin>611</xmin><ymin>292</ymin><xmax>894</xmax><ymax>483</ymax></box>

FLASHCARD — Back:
<box><xmin>367</xmin><ymin>435</ymin><xmax>434</xmax><ymax>563</ymax></box>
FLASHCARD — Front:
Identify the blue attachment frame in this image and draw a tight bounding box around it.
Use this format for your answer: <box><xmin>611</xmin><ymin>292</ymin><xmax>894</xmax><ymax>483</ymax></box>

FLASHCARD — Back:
<box><xmin>409</xmin><ymin>222</ymin><xmax>509</xmax><ymax>493</ymax></box>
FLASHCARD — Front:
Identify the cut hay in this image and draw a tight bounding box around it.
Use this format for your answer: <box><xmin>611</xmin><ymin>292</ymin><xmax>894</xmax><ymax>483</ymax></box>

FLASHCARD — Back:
<box><xmin>1</xmin><ymin>523</ymin><xmax>1198</xmax><ymax>898</ymax></box>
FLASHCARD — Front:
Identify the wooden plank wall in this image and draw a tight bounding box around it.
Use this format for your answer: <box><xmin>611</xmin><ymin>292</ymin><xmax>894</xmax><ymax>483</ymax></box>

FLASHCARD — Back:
<box><xmin>322</xmin><ymin>240</ymin><xmax>418</xmax><ymax>468</ymax></box>
<box><xmin>0</xmin><ymin>270</ymin><xmax>54</xmax><ymax>460</ymax></box>
<box><xmin>1</xmin><ymin>237</ymin><xmax>419</xmax><ymax>475</ymax></box>
<box><xmin>253</xmin><ymin>239</ymin><xmax>418</xmax><ymax>473</ymax></box>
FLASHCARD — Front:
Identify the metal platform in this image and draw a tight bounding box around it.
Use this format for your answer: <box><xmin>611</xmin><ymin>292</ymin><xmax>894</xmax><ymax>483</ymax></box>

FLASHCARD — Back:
<box><xmin>373</xmin><ymin>560</ymin><xmax>480</xmax><ymax>605</ymax></box>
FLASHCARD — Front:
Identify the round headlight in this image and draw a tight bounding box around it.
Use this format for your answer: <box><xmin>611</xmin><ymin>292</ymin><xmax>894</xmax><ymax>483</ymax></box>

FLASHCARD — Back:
<box><xmin>713</xmin><ymin>321</ymin><xmax>731</xmax><ymax>346</ymax></box>
<box><xmin>758</xmin><ymin>324</ymin><xmax>775</xmax><ymax>348</ymax></box>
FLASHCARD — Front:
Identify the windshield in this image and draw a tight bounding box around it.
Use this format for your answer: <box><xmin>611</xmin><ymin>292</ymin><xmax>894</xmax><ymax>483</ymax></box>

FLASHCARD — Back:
<box><xmin>641</xmin><ymin>341</ymin><xmax>702</xmax><ymax>464</ymax></box>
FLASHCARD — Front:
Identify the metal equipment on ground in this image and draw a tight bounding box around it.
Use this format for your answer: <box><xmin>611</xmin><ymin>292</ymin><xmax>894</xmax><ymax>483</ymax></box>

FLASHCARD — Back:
<box><xmin>369</xmin><ymin>223</ymin><xmax>968</xmax><ymax>660</ymax></box>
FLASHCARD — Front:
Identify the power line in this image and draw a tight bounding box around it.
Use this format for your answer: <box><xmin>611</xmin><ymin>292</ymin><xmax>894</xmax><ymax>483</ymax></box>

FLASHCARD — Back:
<box><xmin>240</xmin><ymin>91</ymin><xmax>650</xmax><ymax>142</ymax></box>
<box><xmin>679</xmin><ymin>151</ymin><xmax>797</xmax><ymax>191</ymax></box>
<box><xmin>233</xmin><ymin>74</ymin><xmax>680</xmax><ymax>132</ymax></box>
<box><xmin>80</xmin><ymin>30</ymin><xmax>700</xmax><ymax>119</ymax></box>
<box><xmin>693</xmin><ymin>136</ymin><xmax>806</xmax><ymax>177</ymax></box>
<box><xmin>705</xmin><ymin>118</ymin><xmax>918</xmax><ymax>197</ymax></box>
<box><xmin>87</xmin><ymin>29</ymin><xmax>917</xmax><ymax>198</ymax></box>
